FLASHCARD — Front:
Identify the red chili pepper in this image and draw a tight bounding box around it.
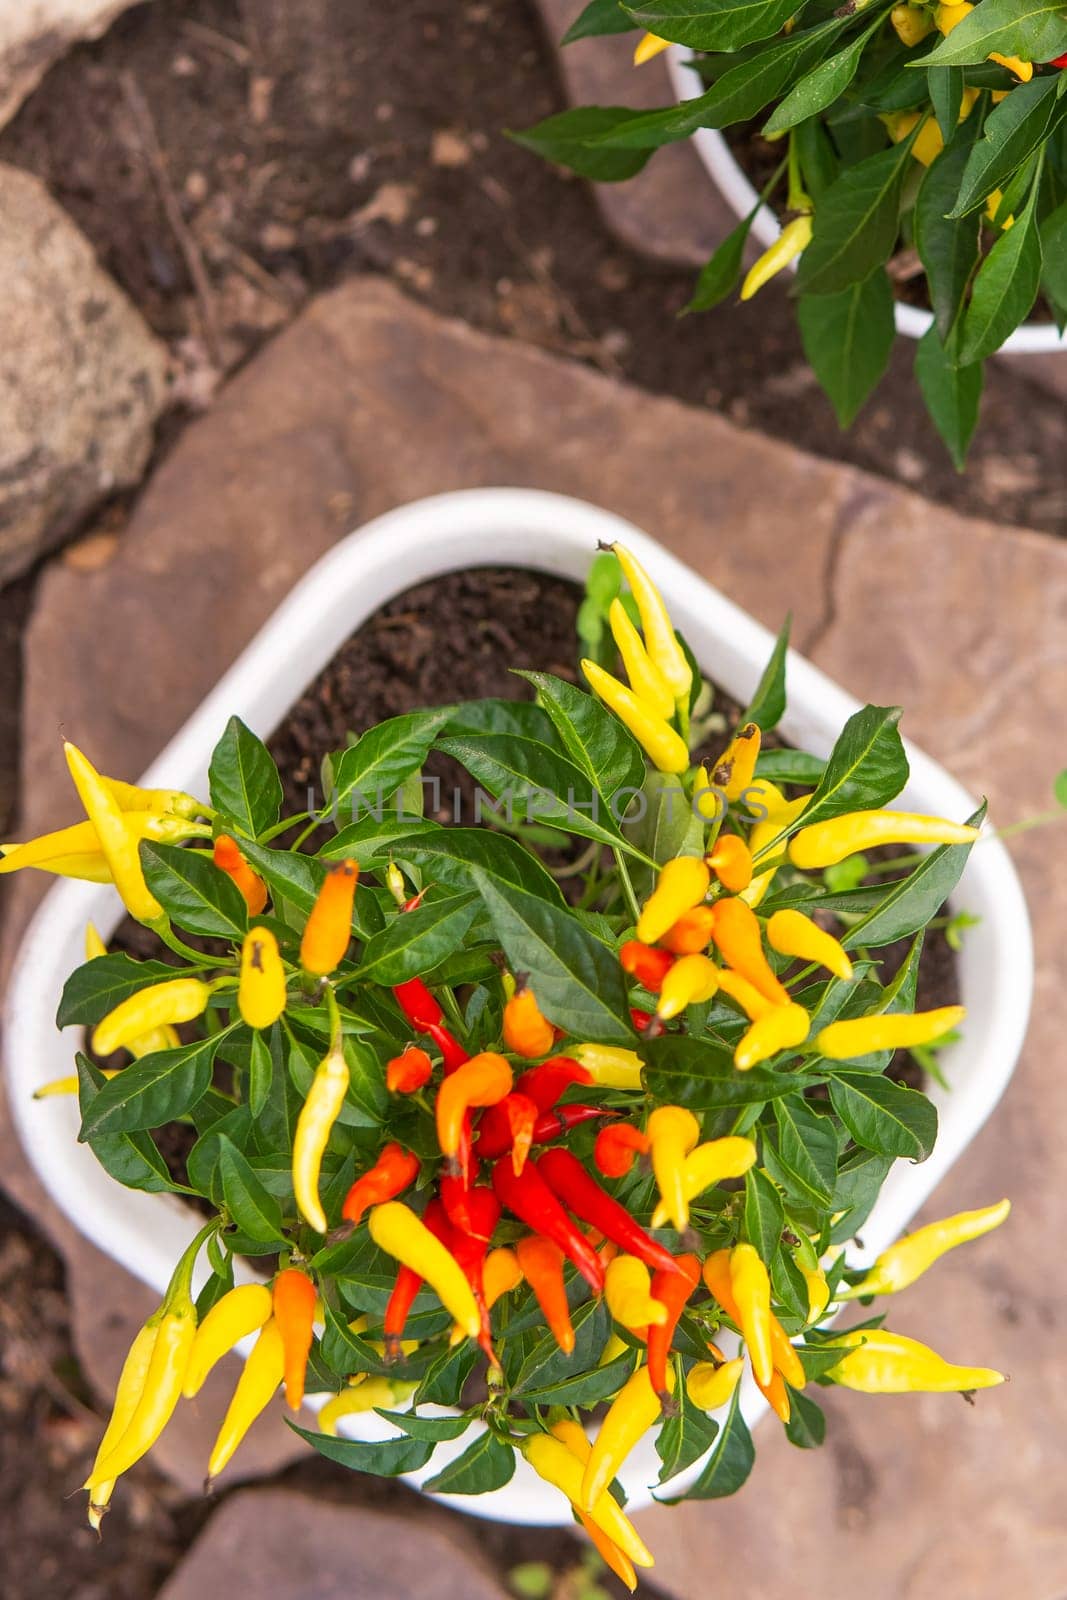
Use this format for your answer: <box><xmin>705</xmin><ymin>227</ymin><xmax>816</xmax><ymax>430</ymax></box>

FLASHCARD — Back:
<box><xmin>440</xmin><ymin>1164</ymin><xmax>490</xmax><ymax>1240</ymax></box>
<box><xmin>474</xmin><ymin>1092</ymin><xmax>538</xmax><ymax>1164</ymax></box>
<box><xmin>272</xmin><ymin>1267</ymin><xmax>317</xmax><ymax>1410</ymax></box>
<box><xmin>515</xmin><ymin>1235</ymin><xmax>575</xmax><ymax>1353</ymax></box>
<box><xmin>393</xmin><ymin>979</ymin><xmax>444</xmax><ymax>1032</ymax></box>
<box><xmin>630</xmin><ymin>1007</ymin><xmax>653</xmax><ymax>1032</ymax></box>
<box><xmin>647</xmin><ymin>1253</ymin><xmax>701</xmax><ymax>1402</ymax></box>
<box><xmin>382</xmin><ymin>1198</ymin><xmax>450</xmax><ymax>1359</ymax></box>
<box><xmin>450</xmin><ymin>1206</ymin><xmax>500</xmax><ymax>1364</ymax></box>
<box><xmin>532</xmin><ymin>1104</ymin><xmax>617</xmax><ymax>1145</ymax></box>
<box><xmin>620</xmin><ymin>940</ymin><xmax>676</xmax><ymax>994</ymax></box>
<box><xmin>385</xmin><ymin>1045</ymin><xmax>433</xmax><ymax>1095</ymax></box>
<box><xmin>341</xmin><ymin>1143</ymin><xmax>420</xmax><ymax>1225</ymax></box>
<box><xmin>426</xmin><ymin>1021</ymin><xmax>470</xmax><ymax>1075</ymax></box>
<box><xmin>594</xmin><ymin>1123</ymin><xmax>650</xmax><ymax>1179</ymax></box>
<box><xmin>515</xmin><ymin>1056</ymin><xmax>592</xmax><ymax>1112</ymax></box>
<box><xmin>491</xmin><ymin>1158</ymin><xmax>604</xmax><ymax>1293</ymax></box>
<box><xmin>213</xmin><ymin>833</ymin><xmax>268</xmax><ymax>916</ymax></box>
<box><xmin>536</xmin><ymin>1148</ymin><xmax>680</xmax><ymax>1277</ymax></box>
<box><xmin>1051</xmin><ymin>51</ymin><xmax>1067</xmax><ymax>66</ymax></box>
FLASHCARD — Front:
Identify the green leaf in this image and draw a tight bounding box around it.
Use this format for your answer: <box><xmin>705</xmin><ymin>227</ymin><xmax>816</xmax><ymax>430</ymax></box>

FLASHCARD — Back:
<box><xmin>374</xmin><ymin>1408</ymin><xmax>472</xmax><ymax>1442</ymax></box>
<box><xmin>791</xmin><ymin>705</ymin><xmax>908</xmax><ymax>832</ymax></box>
<box><xmin>513</xmin><ymin>1299</ymin><xmax>609</xmax><ymax>1395</ymax></box>
<box><xmin>754</xmin><ymin>749</ymin><xmax>825</xmax><ymax>785</ymax></box>
<box><xmin>422</xmin><ymin>1429</ymin><xmax>516</xmax><ymax>1495</ymax></box>
<box><xmin>239</xmin><ymin>840</ymin><xmax>327</xmax><ymax>918</ymax></box>
<box><xmin>644</xmin><ymin>1035</ymin><xmax>810</xmax><ymax>1108</ymax></box>
<box><xmin>915</xmin><ymin>122</ymin><xmax>982</xmax><ymax>341</ymax></box>
<box><xmin>287</xmin><ymin>1419</ymin><xmax>435</xmax><ymax>1476</ymax></box>
<box><xmin>743</xmin><ymin>1166</ymin><xmax>785</xmax><ymax>1261</ymax></box>
<box><xmin>796</xmin><ymin>135</ymin><xmax>917</xmax><ymax>297</ymax></box>
<box><xmin>57</xmin><ymin>954</ymin><xmax>182</xmax><ymax>1028</ymax></box>
<box><xmin>76</xmin><ymin>1055</ymin><xmax>180</xmax><ymax>1193</ymax></box>
<box><xmin>684</xmin><ymin>206</ymin><xmax>759</xmax><ymax>312</ymax></box>
<box><xmin>140</xmin><ymin>842</ymin><xmax>248</xmax><ymax>939</ymax></box>
<box><xmin>521</xmin><ymin>1351</ymin><xmax>636</xmax><ymax>1409</ymax></box>
<box><xmin>915</xmin><ymin>327</ymin><xmax>984</xmax><ymax>471</ymax></box>
<box><xmin>798</xmin><ymin>270</ymin><xmax>895</xmax><ymax>428</ymax></box>
<box><xmin>957</xmin><ymin>175</ymin><xmax>1043</xmax><ymax>365</ymax></box>
<box><xmin>328</xmin><ymin>711</ymin><xmax>454</xmax><ymax>821</ymax></box>
<box><xmin>657</xmin><ymin>1379</ymin><xmax>721</xmax><ymax>1483</ymax></box>
<box><xmin>769</xmin><ymin>1094</ymin><xmax>838</xmax><ymax>1207</ymax></box>
<box><xmin>208</xmin><ymin>716</ymin><xmax>283</xmax><ymax>838</ymax></box>
<box><xmin>1040</xmin><ymin>198</ymin><xmax>1067</xmax><ymax>312</ymax></box>
<box><xmin>742</xmin><ymin>616</ymin><xmax>790</xmax><ymax>732</ymax></box>
<box><xmin>784</xmin><ymin>1387</ymin><xmax>827</xmax><ymax>1448</ymax></box>
<box><xmin>443</xmin><ymin>699</ymin><xmax>559</xmax><ymax>746</ymax></box>
<box><xmin>842</xmin><ymin>803</ymin><xmax>984</xmax><ymax>947</ymax></box>
<box><xmin>928</xmin><ymin>66</ymin><xmax>964</xmax><ymax>141</ymax></box>
<box><xmin>829</xmin><ymin>1150</ymin><xmax>893</xmax><ymax>1241</ymax></box>
<box><xmin>415</xmin><ymin>1342</ymin><xmax>480</xmax><ymax>1409</ymax></box>
<box><xmin>384</xmin><ymin>828</ymin><xmax>566</xmax><ymax>908</ymax></box>
<box><xmin>247</xmin><ymin>1030</ymin><xmax>273</xmax><ymax>1118</ymax></box>
<box><xmin>666</xmin><ymin>1386</ymin><xmax>754</xmax><ymax>1500</ymax></box>
<box><xmin>356</xmin><ymin>892</ymin><xmax>479</xmax><ymax>985</ymax></box>
<box><xmin>509</xmin><ymin>107</ymin><xmax>656</xmax><ymax>180</ymax></box>
<box><xmin>516</xmin><ymin>671</ymin><xmax>644</xmax><ymax>798</ymax></box>
<box><xmin>762</xmin><ymin>28</ymin><xmax>872</xmax><ymax>136</ymax></box>
<box><xmin>828</xmin><ymin>1073</ymin><xmax>937</xmax><ymax>1161</ymax></box>
<box><xmin>470</xmin><ymin>869</ymin><xmax>634</xmax><ymax>1044</ymax></box>
<box><xmin>78</xmin><ymin>1032</ymin><xmax>224</xmax><ymax>1137</ymax></box>
<box><xmin>317</xmin><ymin>816</ymin><xmax>441</xmax><ymax>869</ymax></box>
<box><xmin>436</xmin><ymin>733</ymin><xmax>635</xmax><ymax>855</ymax></box>
<box><xmin>922</xmin><ymin>0</ymin><xmax>1067</xmax><ymax>68</ymax></box>
<box><xmin>217</xmin><ymin>1134</ymin><xmax>284</xmax><ymax>1242</ymax></box>
<box><xmin>951</xmin><ymin>77</ymin><xmax>1067</xmax><ymax>217</ymax></box>
<box><xmin>563</xmin><ymin>0</ymin><xmax>636</xmax><ymax>41</ymax></box>
<box><xmin>624</xmin><ymin>0</ymin><xmax>800</xmax><ymax>51</ymax></box>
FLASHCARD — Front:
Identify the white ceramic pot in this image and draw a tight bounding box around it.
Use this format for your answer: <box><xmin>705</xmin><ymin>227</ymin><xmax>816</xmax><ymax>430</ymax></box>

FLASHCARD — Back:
<box><xmin>2</xmin><ymin>487</ymin><xmax>1033</xmax><ymax>1523</ymax></box>
<box><xmin>666</xmin><ymin>45</ymin><xmax>1067</xmax><ymax>353</ymax></box>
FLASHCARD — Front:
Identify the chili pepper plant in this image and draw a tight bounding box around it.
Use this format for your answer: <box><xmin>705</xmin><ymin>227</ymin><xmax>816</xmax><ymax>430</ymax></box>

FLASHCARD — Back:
<box><xmin>13</xmin><ymin>542</ymin><xmax>1011</xmax><ymax>1580</ymax></box>
<box><xmin>514</xmin><ymin>0</ymin><xmax>1067</xmax><ymax>467</ymax></box>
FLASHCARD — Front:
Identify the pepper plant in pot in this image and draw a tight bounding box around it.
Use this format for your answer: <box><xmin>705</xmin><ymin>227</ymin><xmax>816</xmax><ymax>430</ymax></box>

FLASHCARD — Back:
<box><xmin>7</xmin><ymin>539</ymin><xmax>1012</xmax><ymax>1583</ymax></box>
<box><xmin>515</xmin><ymin>0</ymin><xmax>1067</xmax><ymax>465</ymax></box>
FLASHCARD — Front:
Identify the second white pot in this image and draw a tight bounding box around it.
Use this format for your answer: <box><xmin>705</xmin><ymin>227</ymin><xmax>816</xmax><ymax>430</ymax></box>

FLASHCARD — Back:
<box><xmin>666</xmin><ymin>44</ymin><xmax>1067</xmax><ymax>353</ymax></box>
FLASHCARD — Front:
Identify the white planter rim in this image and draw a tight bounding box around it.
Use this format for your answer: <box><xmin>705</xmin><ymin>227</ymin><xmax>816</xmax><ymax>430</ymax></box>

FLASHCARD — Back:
<box><xmin>666</xmin><ymin>44</ymin><xmax>1067</xmax><ymax>353</ymax></box>
<box><xmin>2</xmin><ymin>487</ymin><xmax>1033</xmax><ymax>1524</ymax></box>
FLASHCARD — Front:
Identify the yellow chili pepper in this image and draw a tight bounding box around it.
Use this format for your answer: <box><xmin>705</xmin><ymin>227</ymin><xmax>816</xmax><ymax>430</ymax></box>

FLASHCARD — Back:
<box><xmin>823</xmin><ymin>1329</ymin><xmax>1004</xmax><ymax>1393</ymax></box>
<box><xmin>656</xmin><ymin>953</ymin><xmax>720</xmax><ymax>1022</ymax></box>
<box><xmin>318</xmin><ymin>1376</ymin><xmax>414</xmax><ymax>1434</ymax></box>
<box><xmin>712</xmin><ymin>897</ymin><xmax>791</xmax><ymax>1007</ymax></box>
<box><xmin>549</xmin><ymin>1420</ymin><xmax>638</xmax><ymax>1594</ymax></box>
<box><xmin>712</xmin><ymin>722</ymin><xmax>761</xmax><ymax>804</ymax></box>
<box><xmin>103</xmin><ymin>777</ymin><xmax>204</xmax><ymax>817</ymax></box>
<box><xmin>237</xmin><ymin>927</ymin><xmax>288</xmax><ymax>1030</ymax></box>
<box><xmin>817</xmin><ymin>1004</ymin><xmax>965</xmax><ymax>1060</ymax></box>
<box><xmin>789</xmin><ymin>809</ymin><xmax>979</xmax><ymax>869</ymax></box>
<box><xmin>636</xmin><ymin>856</ymin><xmax>711</xmax><ymax>945</ymax></box>
<box><xmin>182</xmin><ymin>1282</ymin><xmax>274</xmax><ymax>1397</ymax></box>
<box><xmin>741</xmin><ymin>214</ymin><xmax>813</xmax><ymax>302</ymax></box>
<box><xmin>766</xmin><ymin>908</ymin><xmax>852</xmax><ymax>980</ymax></box>
<box><xmin>85</xmin><ymin>1319</ymin><xmax>159</xmax><ymax>1529</ymax></box>
<box><xmin>838</xmin><ymin>1199</ymin><xmax>1010</xmax><ymax>1300</ymax></box>
<box><xmin>207</xmin><ymin>1317</ymin><xmax>286</xmax><ymax>1481</ymax></box>
<box><xmin>612</xmin><ymin>543</ymin><xmax>692</xmax><ymax>702</ymax></box>
<box><xmin>729</xmin><ymin>1243</ymin><xmax>774</xmax><ymax>1387</ymax></box>
<box><xmin>301</xmin><ymin>859</ymin><xmax>359</xmax><ymax>976</ymax></box>
<box><xmin>581</xmin><ymin>1363</ymin><xmax>669</xmax><ymax>1511</ymax></box>
<box><xmin>743</xmin><ymin>784</ymin><xmax>811</xmax><ymax>907</ymax></box>
<box><xmin>734</xmin><ymin>1001</ymin><xmax>811</xmax><ymax>1071</ymax></box>
<box><xmin>986</xmin><ymin>187</ymin><xmax>1016</xmax><ymax>229</ymax></box>
<box><xmin>692</xmin><ymin>764</ymin><xmax>722</xmax><ymax>822</ymax></box>
<box><xmin>936</xmin><ymin>1</ymin><xmax>971</xmax><ymax>32</ymax></box>
<box><xmin>704</xmin><ymin>1249</ymin><xmax>805</xmax><ymax>1390</ymax></box>
<box><xmin>0</xmin><ymin>811</ymin><xmax>204</xmax><ymax>876</ymax></box>
<box><xmin>6</xmin><ymin>848</ymin><xmax>114</xmax><ymax>883</ymax></box>
<box><xmin>369</xmin><ymin>1201</ymin><xmax>481</xmax><ymax>1339</ymax></box>
<box><xmin>292</xmin><ymin>1035</ymin><xmax>351</xmax><ymax>1233</ymax></box>
<box><xmin>714</xmin><ymin>966</ymin><xmax>773</xmax><ymax>1021</ymax></box>
<box><xmin>605</xmin><ymin>1254</ymin><xmax>668</xmax><ymax>1332</ymax></box>
<box><xmin>92</xmin><ymin>978</ymin><xmax>212</xmax><ymax>1057</ymax></box>
<box><xmin>483</xmin><ymin>1246</ymin><xmax>523</xmax><ymax>1309</ymax></box>
<box><xmin>647</xmin><ymin>1105</ymin><xmax>701</xmax><ymax>1232</ymax></box>
<box><xmin>609</xmin><ymin>598</ymin><xmax>675</xmax><ymax>721</ymax></box>
<box><xmin>989</xmin><ymin>51</ymin><xmax>1032</xmax><ymax>79</ymax></box>
<box><xmin>649</xmin><ymin>1136</ymin><xmax>757</xmax><ymax>1228</ymax></box>
<box><xmin>706</xmin><ymin>833</ymin><xmax>753</xmax><ymax>892</ymax></box>
<box><xmin>581</xmin><ymin>659</ymin><xmax>689</xmax><ymax>775</ymax></box>
<box><xmin>521</xmin><ymin>1432</ymin><xmax>654</xmax><ymax>1570</ymax></box>
<box><xmin>64</xmin><ymin>742</ymin><xmax>164</xmax><ymax>924</ymax></box>
<box><xmin>803</xmin><ymin>1267</ymin><xmax>831</xmax><ymax>1322</ymax></box>
<box><xmin>686</xmin><ymin>1356</ymin><xmax>745</xmax><ymax>1412</ymax></box>
<box><xmin>571</xmin><ymin>1042</ymin><xmax>645</xmax><ymax>1091</ymax></box>
<box><xmin>436</xmin><ymin>1052</ymin><xmax>513</xmax><ymax>1162</ymax></box>
<box><xmin>885</xmin><ymin>109</ymin><xmax>945</xmax><ymax>167</ymax></box>
<box><xmin>891</xmin><ymin>3</ymin><xmax>933</xmax><ymax>44</ymax></box>
<box><xmin>633</xmin><ymin>30</ymin><xmax>671</xmax><ymax>64</ymax></box>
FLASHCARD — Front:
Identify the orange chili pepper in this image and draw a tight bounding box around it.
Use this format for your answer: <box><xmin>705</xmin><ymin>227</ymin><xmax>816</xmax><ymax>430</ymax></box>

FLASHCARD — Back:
<box><xmin>385</xmin><ymin>1046</ymin><xmax>433</xmax><ymax>1095</ymax></box>
<box><xmin>272</xmin><ymin>1267</ymin><xmax>316</xmax><ymax>1411</ymax></box>
<box><xmin>516</xmin><ymin>1235</ymin><xmax>575</xmax><ymax>1353</ymax></box>
<box><xmin>620</xmin><ymin>940</ymin><xmax>676</xmax><ymax>994</ymax></box>
<box><xmin>436</xmin><ymin>1053</ymin><xmax>513</xmax><ymax>1166</ymax></box>
<box><xmin>712</xmin><ymin>897</ymin><xmax>790</xmax><ymax>1006</ymax></box>
<box><xmin>502</xmin><ymin>981</ymin><xmax>555</xmax><ymax>1058</ymax></box>
<box><xmin>341</xmin><ymin>1143</ymin><xmax>420</xmax><ymax>1225</ymax></box>
<box><xmin>702</xmin><ymin>1249</ymin><xmax>806</xmax><ymax>1393</ymax></box>
<box><xmin>658</xmin><ymin>906</ymin><xmax>716</xmax><ymax>956</ymax></box>
<box><xmin>300</xmin><ymin>859</ymin><xmax>359</xmax><ymax>977</ymax></box>
<box><xmin>213</xmin><ymin>833</ymin><xmax>268</xmax><ymax>915</ymax></box>
<box><xmin>647</xmin><ymin>1253</ymin><xmax>700</xmax><ymax>1403</ymax></box>
<box><xmin>706</xmin><ymin>834</ymin><xmax>753</xmax><ymax>892</ymax></box>
<box><xmin>756</xmin><ymin>1365</ymin><xmax>792</xmax><ymax>1423</ymax></box>
<box><xmin>594</xmin><ymin>1123</ymin><xmax>650</xmax><ymax>1179</ymax></box>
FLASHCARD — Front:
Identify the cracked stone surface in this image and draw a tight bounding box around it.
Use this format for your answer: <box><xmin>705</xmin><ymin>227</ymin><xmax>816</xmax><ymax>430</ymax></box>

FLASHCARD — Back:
<box><xmin>156</xmin><ymin>1487</ymin><xmax>507</xmax><ymax>1600</ymax></box>
<box><xmin>1</xmin><ymin>278</ymin><xmax>1064</xmax><ymax>1593</ymax></box>
<box><xmin>0</xmin><ymin>0</ymin><xmax>153</xmax><ymax>129</ymax></box>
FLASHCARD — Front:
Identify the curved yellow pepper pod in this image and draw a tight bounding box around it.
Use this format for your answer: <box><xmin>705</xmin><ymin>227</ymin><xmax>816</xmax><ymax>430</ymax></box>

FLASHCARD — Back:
<box><xmin>766</xmin><ymin>909</ymin><xmax>853</xmax><ymax>980</ymax></box>
<box><xmin>687</xmin><ymin>1356</ymin><xmax>744</xmax><ymax>1412</ymax></box>
<box><xmin>988</xmin><ymin>51</ymin><xmax>1031</xmax><ymax>78</ymax></box>
<box><xmin>571</xmin><ymin>1042</ymin><xmax>645</xmax><ymax>1090</ymax></box>
<box><xmin>656</xmin><ymin>953</ymin><xmax>720</xmax><ymax>1021</ymax></box>
<box><xmin>238</xmin><ymin>927</ymin><xmax>288</xmax><ymax>1030</ymax></box>
<box><xmin>633</xmin><ymin>30</ymin><xmax>671</xmax><ymax>64</ymax></box>
<box><xmin>608</xmin><ymin>597</ymin><xmax>675</xmax><ymax>720</ymax></box>
<box><xmin>92</xmin><ymin>977</ymin><xmax>212</xmax><ymax>1057</ymax></box>
<box><xmin>824</xmin><ymin>1329</ymin><xmax>1004</xmax><ymax>1393</ymax></box>
<box><xmin>729</xmin><ymin>1243</ymin><xmax>774</xmax><ymax>1388</ymax></box>
<box><xmin>581</xmin><ymin>1362</ymin><xmax>670</xmax><ymax>1510</ymax></box>
<box><xmin>838</xmin><ymin>1199</ymin><xmax>1010</xmax><ymax>1299</ymax></box>
<box><xmin>741</xmin><ymin>214</ymin><xmax>813</xmax><ymax>302</ymax></box>
<box><xmin>85</xmin><ymin>1307</ymin><xmax>195</xmax><ymax>1488</ymax></box>
<box><xmin>816</xmin><ymin>1004</ymin><xmax>965</xmax><ymax>1060</ymax></box>
<box><xmin>789</xmin><ymin>809</ymin><xmax>979</xmax><ymax>869</ymax></box>
<box><xmin>182</xmin><ymin>1282</ymin><xmax>274</xmax><ymax>1398</ymax></box>
<box><xmin>647</xmin><ymin>1105</ymin><xmax>701</xmax><ymax>1232</ymax></box>
<box><xmin>64</xmin><ymin>742</ymin><xmax>164</xmax><ymax>924</ymax></box>
<box><xmin>890</xmin><ymin>3</ymin><xmax>933</xmax><ymax>45</ymax></box>
<box><xmin>735</xmin><ymin>1002</ymin><xmax>811</xmax><ymax>1070</ymax></box>
<box><xmin>318</xmin><ymin>1376</ymin><xmax>413</xmax><ymax>1434</ymax></box>
<box><xmin>292</xmin><ymin>1041</ymin><xmax>351</xmax><ymax>1233</ymax></box>
<box><xmin>521</xmin><ymin>1433</ymin><xmax>655</xmax><ymax>1569</ymax></box>
<box><xmin>605</xmin><ymin>1254</ymin><xmax>668</xmax><ymax>1332</ymax></box>
<box><xmin>581</xmin><ymin>658</ymin><xmax>689</xmax><ymax>774</ymax></box>
<box><xmin>712</xmin><ymin>722</ymin><xmax>761</xmax><ymax>804</ymax></box>
<box><xmin>650</xmin><ymin>1136</ymin><xmax>757</xmax><ymax>1228</ymax></box>
<box><xmin>207</xmin><ymin>1317</ymin><xmax>286</xmax><ymax>1481</ymax></box>
<box><xmin>86</xmin><ymin>1319</ymin><xmax>158</xmax><ymax>1529</ymax></box>
<box><xmin>369</xmin><ymin>1201</ymin><xmax>481</xmax><ymax>1339</ymax></box>
<box><xmin>551</xmin><ymin>1419</ymin><xmax>638</xmax><ymax>1593</ymax></box>
<box><xmin>612</xmin><ymin>543</ymin><xmax>692</xmax><ymax>702</ymax></box>
<box><xmin>715</xmin><ymin>966</ymin><xmax>773</xmax><ymax>1021</ymax></box>
<box><xmin>636</xmin><ymin>855</ymin><xmax>711</xmax><ymax>945</ymax></box>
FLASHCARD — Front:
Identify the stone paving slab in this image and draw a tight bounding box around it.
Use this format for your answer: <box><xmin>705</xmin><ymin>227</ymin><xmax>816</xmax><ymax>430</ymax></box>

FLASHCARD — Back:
<box><xmin>155</xmin><ymin>1487</ymin><xmax>507</xmax><ymax>1600</ymax></box>
<box><xmin>0</xmin><ymin>277</ymin><xmax>1064</xmax><ymax>1595</ymax></box>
